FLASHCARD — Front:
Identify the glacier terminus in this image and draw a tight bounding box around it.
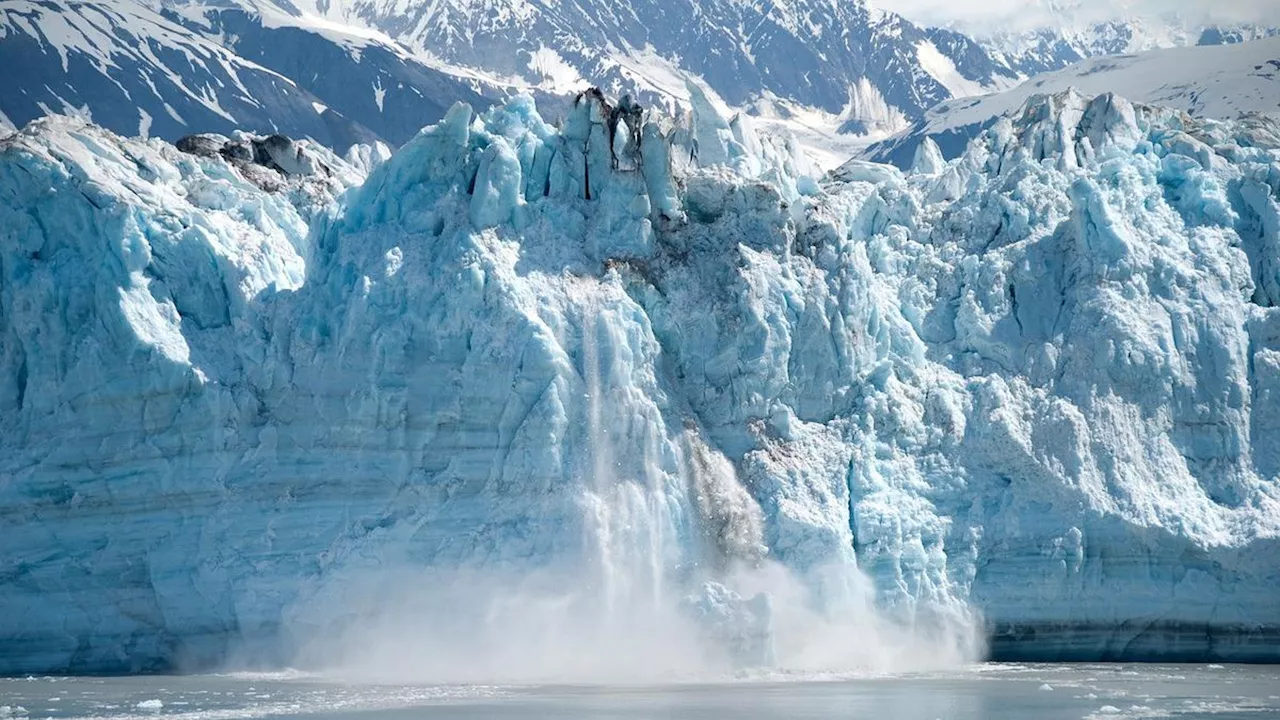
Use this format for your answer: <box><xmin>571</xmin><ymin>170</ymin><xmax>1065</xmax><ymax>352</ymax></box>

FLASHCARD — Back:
<box><xmin>1</xmin><ymin>83</ymin><xmax>1279</xmax><ymax>677</ymax></box>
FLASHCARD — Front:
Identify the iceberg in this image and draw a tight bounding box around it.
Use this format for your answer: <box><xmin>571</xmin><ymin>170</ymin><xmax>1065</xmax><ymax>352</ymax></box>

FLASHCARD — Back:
<box><xmin>1</xmin><ymin>88</ymin><xmax>1279</xmax><ymax>676</ymax></box>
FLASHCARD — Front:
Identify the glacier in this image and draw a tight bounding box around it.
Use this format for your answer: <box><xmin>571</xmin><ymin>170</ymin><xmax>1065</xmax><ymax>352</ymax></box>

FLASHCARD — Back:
<box><xmin>2</xmin><ymin>87</ymin><xmax>1280</xmax><ymax>676</ymax></box>
<box><xmin>863</xmin><ymin>36</ymin><xmax>1280</xmax><ymax>169</ymax></box>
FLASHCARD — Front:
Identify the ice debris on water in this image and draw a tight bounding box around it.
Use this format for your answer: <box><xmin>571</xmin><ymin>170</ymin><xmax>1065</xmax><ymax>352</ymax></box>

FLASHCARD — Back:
<box><xmin>681</xmin><ymin>582</ymin><xmax>776</xmax><ymax>668</ymax></box>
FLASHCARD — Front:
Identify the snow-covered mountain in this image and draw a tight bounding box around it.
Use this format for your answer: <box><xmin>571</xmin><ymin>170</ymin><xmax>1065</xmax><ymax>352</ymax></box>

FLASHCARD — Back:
<box><xmin>1</xmin><ymin>0</ymin><xmax>1034</xmax><ymax>154</ymax></box>
<box><xmin>920</xmin><ymin>0</ymin><xmax>1280</xmax><ymax>79</ymax></box>
<box><xmin>980</xmin><ymin>20</ymin><xmax>1280</xmax><ymax>78</ymax></box>
<box><xmin>863</xmin><ymin>36</ymin><xmax>1280</xmax><ymax>167</ymax></box>
<box><xmin>4</xmin><ymin>0</ymin><xmax>1276</xmax><ymax>164</ymax></box>
<box><xmin>1197</xmin><ymin>24</ymin><xmax>1280</xmax><ymax>47</ymax></box>
<box><xmin>3</xmin><ymin>84</ymin><xmax>1280</xmax><ymax>674</ymax></box>
<box><xmin>0</xmin><ymin>0</ymin><xmax>512</xmax><ymax>150</ymax></box>
<box><xmin>259</xmin><ymin>0</ymin><xmax>1024</xmax><ymax>117</ymax></box>
<box><xmin>0</xmin><ymin>0</ymin><xmax>365</xmax><ymax>147</ymax></box>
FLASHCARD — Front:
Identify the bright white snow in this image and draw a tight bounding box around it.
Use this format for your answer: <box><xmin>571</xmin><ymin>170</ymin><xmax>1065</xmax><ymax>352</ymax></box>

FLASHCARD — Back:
<box><xmin>916</xmin><ymin>40</ymin><xmax>1005</xmax><ymax>98</ymax></box>
<box><xmin>868</xmin><ymin>36</ymin><xmax>1280</xmax><ymax>166</ymax></box>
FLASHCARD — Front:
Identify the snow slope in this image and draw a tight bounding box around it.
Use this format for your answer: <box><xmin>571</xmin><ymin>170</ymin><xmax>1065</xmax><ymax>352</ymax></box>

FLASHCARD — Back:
<box><xmin>233</xmin><ymin>0</ymin><xmax>1020</xmax><ymax>120</ymax></box>
<box><xmin>0</xmin><ymin>0</ymin><xmax>504</xmax><ymax>150</ymax></box>
<box><xmin>2</xmin><ymin>88</ymin><xmax>1280</xmax><ymax>675</ymax></box>
<box><xmin>926</xmin><ymin>0</ymin><xmax>1280</xmax><ymax>79</ymax></box>
<box><xmin>864</xmin><ymin>37</ymin><xmax>1280</xmax><ymax>167</ymax></box>
<box><xmin>0</xmin><ymin>0</ymin><xmax>373</xmax><ymax>148</ymax></box>
<box><xmin>1</xmin><ymin>0</ymin><xmax>1022</xmax><ymax>165</ymax></box>
<box><xmin>167</xmin><ymin>3</ymin><xmax>504</xmax><ymax>146</ymax></box>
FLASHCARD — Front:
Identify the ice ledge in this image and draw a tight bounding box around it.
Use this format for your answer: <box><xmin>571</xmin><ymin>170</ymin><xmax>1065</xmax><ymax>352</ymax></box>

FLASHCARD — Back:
<box><xmin>988</xmin><ymin>623</ymin><xmax>1280</xmax><ymax>663</ymax></box>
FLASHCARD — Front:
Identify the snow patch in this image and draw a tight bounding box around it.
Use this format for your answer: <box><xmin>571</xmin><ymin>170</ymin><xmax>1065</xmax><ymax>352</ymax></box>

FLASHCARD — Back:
<box><xmin>916</xmin><ymin>40</ymin><xmax>992</xmax><ymax>99</ymax></box>
<box><xmin>527</xmin><ymin>47</ymin><xmax>588</xmax><ymax>93</ymax></box>
<box><xmin>840</xmin><ymin>77</ymin><xmax>909</xmax><ymax>135</ymax></box>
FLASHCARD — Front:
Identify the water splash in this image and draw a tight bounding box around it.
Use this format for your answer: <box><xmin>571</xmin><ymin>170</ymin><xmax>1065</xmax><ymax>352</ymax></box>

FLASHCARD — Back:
<box><xmin>280</xmin><ymin>285</ymin><xmax>980</xmax><ymax>684</ymax></box>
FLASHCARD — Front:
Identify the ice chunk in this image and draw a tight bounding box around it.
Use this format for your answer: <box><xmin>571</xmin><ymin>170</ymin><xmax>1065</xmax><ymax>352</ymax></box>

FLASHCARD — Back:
<box><xmin>681</xmin><ymin>582</ymin><xmax>775</xmax><ymax>668</ymax></box>
<box><xmin>910</xmin><ymin>137</ymin><xmax>946</xmax><ymax>176</ymax></box>
<box><xmin>829</xmin><ymin>158</ymin><xmax>905</xmax><ymax>185</ymax></box>
<box><xmin>641</xmin><ymin>120</ymin><xmax>683</xmax><ymax>222</ymax></box>
<box><xmin>686</xmin><ymin>78</ymin><xmax>735</xmax><ymax>168</ymax></box>
<box><xmin>469</xmin><ymin>137</ymin><xmax>524</xmax><ymax>228</ymax></box>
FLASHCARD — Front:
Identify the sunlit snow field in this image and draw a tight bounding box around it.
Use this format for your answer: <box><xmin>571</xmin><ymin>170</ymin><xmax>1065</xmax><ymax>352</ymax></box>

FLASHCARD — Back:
<box><xmin>3</xmin><ymin>665</ymin><xmax>1279</xmax><ymax>720</ymax></box>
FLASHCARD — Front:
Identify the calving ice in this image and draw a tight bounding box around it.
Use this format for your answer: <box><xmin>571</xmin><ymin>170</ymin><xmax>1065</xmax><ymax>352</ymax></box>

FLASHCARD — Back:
<box><xmin>1</xmin><ymin>85</ymin><xmax>1278</xmax><ymax>677</ymax></box>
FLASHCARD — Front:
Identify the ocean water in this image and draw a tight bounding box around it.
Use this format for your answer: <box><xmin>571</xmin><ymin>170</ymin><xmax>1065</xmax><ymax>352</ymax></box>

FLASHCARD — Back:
<box><xmin>2</xmin><ymin>664</ymin><xmax>1278</xmax><ymax>720</ymax></box>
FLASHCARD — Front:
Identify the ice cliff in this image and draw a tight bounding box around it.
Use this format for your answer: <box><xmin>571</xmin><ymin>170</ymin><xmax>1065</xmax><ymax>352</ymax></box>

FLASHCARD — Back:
<box><xmin>2</xmin><ymin>88</ymin><xmax>1279</xmax><ymax>675</ymax></box>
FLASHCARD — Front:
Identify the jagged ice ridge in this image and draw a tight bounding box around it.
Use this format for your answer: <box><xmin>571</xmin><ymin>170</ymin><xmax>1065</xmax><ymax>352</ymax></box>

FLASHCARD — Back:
<box><xmin>1</xmin><ymin>86</ymin><xmax>1279</xmax><ymax>675</ymax></box>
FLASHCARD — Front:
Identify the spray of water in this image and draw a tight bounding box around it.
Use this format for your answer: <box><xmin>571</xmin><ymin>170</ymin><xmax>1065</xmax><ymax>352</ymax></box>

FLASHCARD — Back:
<box><xmin>278</xmin><ymin>295</ymin><xmax>981</xmax><ymax>684</ymax></box>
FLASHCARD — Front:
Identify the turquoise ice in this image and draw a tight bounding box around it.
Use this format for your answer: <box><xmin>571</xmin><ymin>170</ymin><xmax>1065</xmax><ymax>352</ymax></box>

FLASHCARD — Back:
<box><xmin>1</xmin><ymin>88</ymin><xmax>1278</xmax><ymax>675</ymax></box>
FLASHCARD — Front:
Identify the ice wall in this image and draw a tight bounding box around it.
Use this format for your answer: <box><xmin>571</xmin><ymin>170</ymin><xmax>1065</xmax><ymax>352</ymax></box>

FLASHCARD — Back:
<box><xmin>2</xmin><ymin>89</ymin><xmax>1279</xmax><ymax>674</ymax></box>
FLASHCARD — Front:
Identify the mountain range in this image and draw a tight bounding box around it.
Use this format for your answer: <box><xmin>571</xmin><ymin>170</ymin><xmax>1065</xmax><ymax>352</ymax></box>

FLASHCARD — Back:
<box><xmin>5</xmin><ymin>0</ymin><xmax>1272</xmax><ymax>158</ymax></box>
<box><xmin>863</xmin><ymin>34</ymin><xmax>1280</xmax><ymax>167</ymax></box>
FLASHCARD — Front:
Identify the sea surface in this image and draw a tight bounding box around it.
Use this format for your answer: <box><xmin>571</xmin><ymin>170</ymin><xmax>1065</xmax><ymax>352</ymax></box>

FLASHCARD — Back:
<box><xmin>2</xmin><ymin>664</ymin><xmax>1278</xmax><ymax>719</ymax></box>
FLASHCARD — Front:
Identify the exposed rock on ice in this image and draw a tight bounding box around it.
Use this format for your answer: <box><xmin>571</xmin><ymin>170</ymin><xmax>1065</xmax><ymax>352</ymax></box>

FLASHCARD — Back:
<box><xmin>173</xmin><ymin>131</ymin><xmax>351</xmax><ymax>194</ymax></box>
